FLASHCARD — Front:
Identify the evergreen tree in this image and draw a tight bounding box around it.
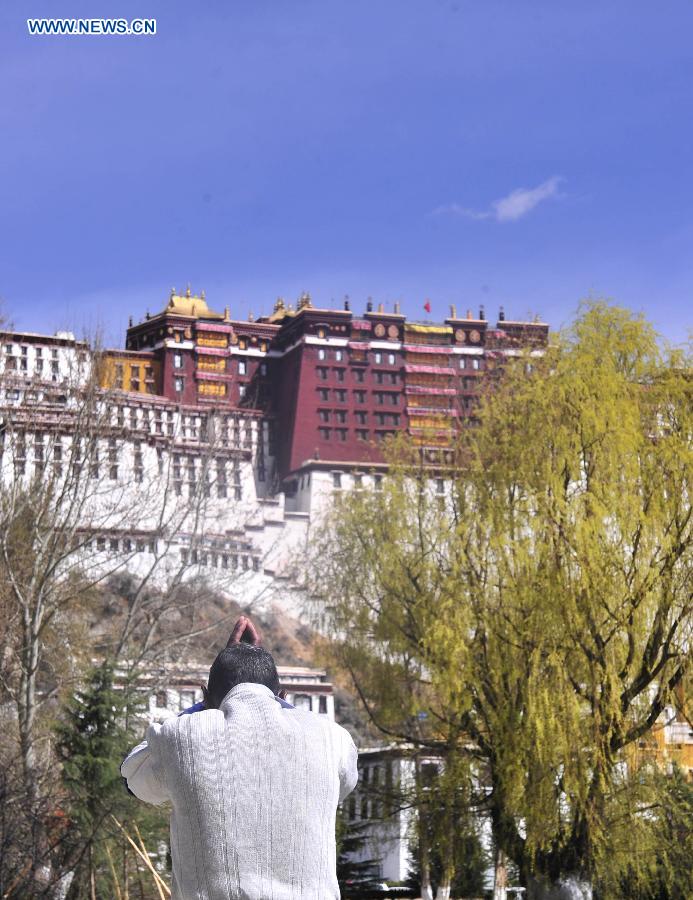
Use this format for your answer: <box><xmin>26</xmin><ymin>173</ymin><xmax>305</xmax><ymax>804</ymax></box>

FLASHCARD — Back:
<box><xmin>55</xmin><ymin>662</ymin><xmax>167</xmax><ymax>898</ymax></box>
<box><xmin>336</xmin><ymin>811</ymin><xmax>382</xmax><ymax>896</ymax></box>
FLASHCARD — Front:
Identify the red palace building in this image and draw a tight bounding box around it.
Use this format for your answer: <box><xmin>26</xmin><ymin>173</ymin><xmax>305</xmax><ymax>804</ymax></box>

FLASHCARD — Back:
<box><xmin>101</xmin><ymin>286</ymin><xmax>549</xmax><ymax>492</ymax></box>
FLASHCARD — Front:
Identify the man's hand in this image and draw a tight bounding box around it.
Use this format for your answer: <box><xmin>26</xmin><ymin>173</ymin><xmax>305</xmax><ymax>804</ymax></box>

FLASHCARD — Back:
<box><xmin>226</xmin><ymin>615</ymin><xmax>261</xmax><ymax>648</ymax></box>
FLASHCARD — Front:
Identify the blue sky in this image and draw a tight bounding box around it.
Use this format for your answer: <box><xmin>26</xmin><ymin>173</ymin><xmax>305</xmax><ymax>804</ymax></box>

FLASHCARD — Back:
<box><xmin>1</xmin><ymin>0</ymin><xmax>691</xmax><ymax>346</ymax></box>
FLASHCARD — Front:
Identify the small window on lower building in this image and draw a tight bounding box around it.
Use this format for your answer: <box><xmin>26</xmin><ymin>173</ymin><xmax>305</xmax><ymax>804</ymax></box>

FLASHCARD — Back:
<box><xmin>179</xmin><ymin>690</ymin><xmax>196</xmax><ymax>711</ymax></box>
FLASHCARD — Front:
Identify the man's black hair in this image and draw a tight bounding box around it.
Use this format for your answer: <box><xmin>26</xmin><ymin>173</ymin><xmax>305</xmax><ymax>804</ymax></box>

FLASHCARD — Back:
<box><xmin>207</xmin><ymin>644</ymin><xmax>280</xmax><ymax>708</ymax></box>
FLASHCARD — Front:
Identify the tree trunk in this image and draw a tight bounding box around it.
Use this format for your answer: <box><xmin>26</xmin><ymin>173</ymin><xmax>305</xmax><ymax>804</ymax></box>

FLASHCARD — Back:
<box><xmin>419</xmin><ymin>835</ymin><xmax>433</xmax><ymax>900</ymax></box>
<box><xmin>420</xmin><ymin>857</ymin><xmax>434</xmax><ymax>900</ymax></box>
<box><xmin>435</xmin><ymin>878</ymin><xmax>452</xmax><ymax>900</ymax></box>
<box><xmin>526</xmin><ymin>874</ymin><xmax>593</xmax><ymax>900</ymax></box>
<box><xmin>18</xmin><ymin>616</ymin><xmax>48</xmax><ymax>891</ymax></box>
<box><xmin>493</xmin><ymin>847</ymin><xmax>508</xmax><ymax>900</ymax></box>
<box><xmin>415</xmin><ymin>756</ymin><xmax>434</xmax><ymax>900</ymax></box>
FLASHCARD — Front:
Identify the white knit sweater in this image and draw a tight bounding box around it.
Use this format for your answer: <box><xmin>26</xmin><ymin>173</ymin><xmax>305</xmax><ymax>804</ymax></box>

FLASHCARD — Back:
<box><xmin>122</xmin><ymin>683</ymin><xmax>358</xmax><ymax>900</ymax></box>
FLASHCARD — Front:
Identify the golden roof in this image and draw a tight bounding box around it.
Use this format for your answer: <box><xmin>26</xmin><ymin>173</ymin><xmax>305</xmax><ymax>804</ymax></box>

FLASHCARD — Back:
<box><xmin>268</xmin><ymin>296</ymin><xmax>298</xmax><ymax>323</ymax></box>
<box><xmin>164</xmin><ymin>285</ymin><xmax>225</xmax><ymax>320</ymax></box>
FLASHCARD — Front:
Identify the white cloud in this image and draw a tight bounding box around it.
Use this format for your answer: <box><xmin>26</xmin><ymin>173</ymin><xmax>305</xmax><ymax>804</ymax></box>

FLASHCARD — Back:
<box><xmin>429</xmin><ymin>202</ymin><xmax>491</xmax><ymax>220</ymax></box>
<box><xmin>431</xmin><ymin>176</ymin><xmax>563</xmax><ymax>223</ymax></box>
<box><xmin>493</xmin><ymin>176</ymin><xmax>562</xmax><ymax>222</ymax></box>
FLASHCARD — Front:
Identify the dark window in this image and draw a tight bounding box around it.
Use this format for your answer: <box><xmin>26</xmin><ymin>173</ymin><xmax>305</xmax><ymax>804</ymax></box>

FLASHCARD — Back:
<box><xmin>216</xmin><ymin>461</ymin><xmax>227</xmax><ymax>498</ymax></box>
<box><xmin>134</xmin><ymin>441</ymin><xmax>144</xmax><ymax>483</ymax></box>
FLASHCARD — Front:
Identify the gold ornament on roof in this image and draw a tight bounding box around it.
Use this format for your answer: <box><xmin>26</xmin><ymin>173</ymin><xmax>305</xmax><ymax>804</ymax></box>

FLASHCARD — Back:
<box><xmin>297</xmin><ymin>291</ymin><xmax>313</xmax><ymax>311</ymax></box>
<box><xmin>269</xmin><ymin>297</ymin><xmax>288</xmax><ymax>322</ymax></box>
<box><xmin>161</xmin><ymin>285</ymin><xmax>224</xmax><ymax>320</ymax></box>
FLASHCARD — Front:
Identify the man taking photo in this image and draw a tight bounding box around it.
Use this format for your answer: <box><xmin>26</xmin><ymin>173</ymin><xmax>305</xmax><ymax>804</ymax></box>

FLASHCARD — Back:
<box><xmin>121</xmin><ymin>616</ymin><xmax>358</xmax><ymax>899</ymax></box>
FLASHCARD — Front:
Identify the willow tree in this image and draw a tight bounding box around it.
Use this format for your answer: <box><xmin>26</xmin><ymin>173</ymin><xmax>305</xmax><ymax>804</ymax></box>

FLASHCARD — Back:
<box><xmin>311</xmin><ymin>303</ymin><xmax>691</xmax><ymax>900</ymax></box>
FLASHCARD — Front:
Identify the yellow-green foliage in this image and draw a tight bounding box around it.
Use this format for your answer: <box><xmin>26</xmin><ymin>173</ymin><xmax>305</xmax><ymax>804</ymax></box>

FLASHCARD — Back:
<box><xmin>311</xmin><ymin>302</ymin><xmax>691</xmax><ymax>885</ymax></box>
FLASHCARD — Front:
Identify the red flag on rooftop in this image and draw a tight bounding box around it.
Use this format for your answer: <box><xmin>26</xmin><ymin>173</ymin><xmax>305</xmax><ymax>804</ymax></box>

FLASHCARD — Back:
<box><xmin>423</xmin><ymin>300</ymin><xmax>431</xmax><ymax>313</ymax></box>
